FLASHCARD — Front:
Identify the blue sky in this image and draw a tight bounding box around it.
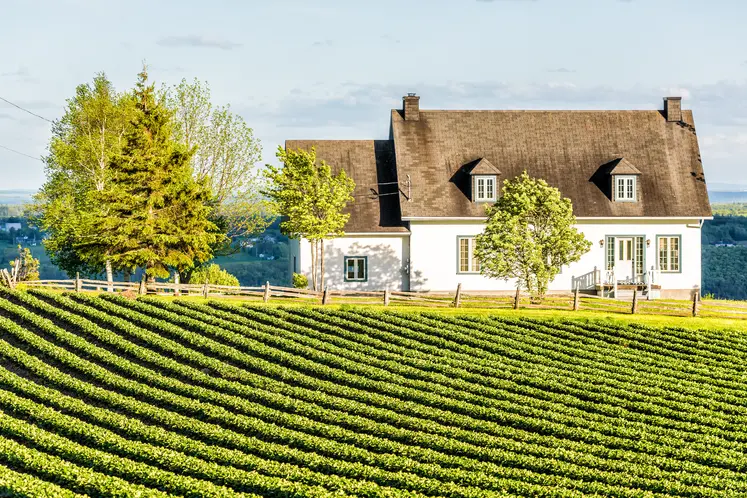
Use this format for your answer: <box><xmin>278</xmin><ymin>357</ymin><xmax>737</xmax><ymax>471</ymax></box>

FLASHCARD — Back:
<box><xmin>1</xmin><ymin>0</ymin><xmax>746</xmax><ymax>190</ymax></box>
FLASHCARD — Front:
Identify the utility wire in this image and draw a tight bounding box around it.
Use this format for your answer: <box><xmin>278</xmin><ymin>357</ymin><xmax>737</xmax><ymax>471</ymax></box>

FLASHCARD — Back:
<box><xmin>0</xmin><ymin>143</ymin><xmax>43</xmax><ymax>162</ymax></box>
<box><xmin>0</xmin><ymin>96</ymin><xmax>54</xmax><ymax>123</ymax></box>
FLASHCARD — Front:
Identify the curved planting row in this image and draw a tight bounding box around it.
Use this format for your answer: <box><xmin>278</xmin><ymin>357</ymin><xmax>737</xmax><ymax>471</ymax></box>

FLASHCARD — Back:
<box><xmin>0</xmin><ymin>288</ymin><xmax>745</xmax><ymax>496</ymax></box>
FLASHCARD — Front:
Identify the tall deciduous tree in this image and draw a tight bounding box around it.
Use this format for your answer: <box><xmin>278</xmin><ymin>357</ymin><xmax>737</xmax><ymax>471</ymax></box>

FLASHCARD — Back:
<box><xmin>33</xmin><ymin>73</ymin><xmax>134</xmax><ymax>281</ymax></box>
<box><xmin>264</xmin><ymin>146</ymin><xmax>355</xmax><ymax>291</ymax></box>
<box><xmin>82</xmin><ymin>68</ymin><xmax>224</xmax><ymax>280</ymax></box>
<box><xmin>475</xmin><ymin>172</ymin><xmax>591</xmax><ymax>302</ymax></box>
<box><xmin>168</xmin><ymin>79</ymin><xmax>269</xmax><ymax>240</ymax></box>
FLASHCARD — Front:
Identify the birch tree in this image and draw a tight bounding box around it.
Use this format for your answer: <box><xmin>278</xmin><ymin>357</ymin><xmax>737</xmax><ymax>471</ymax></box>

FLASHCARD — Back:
<box><xmin>168</xmin><ymin>79</ymin><xmax>269</xmax><ymax>239</ymax></box>
<box><xmin>264</xmin><ymin>146</ymin><xmax>355</xmax><ymax>291</ymax></box>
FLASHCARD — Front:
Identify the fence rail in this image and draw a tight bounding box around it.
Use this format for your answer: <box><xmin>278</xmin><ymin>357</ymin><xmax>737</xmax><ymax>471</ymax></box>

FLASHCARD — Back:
<box><xmin>11</xmin><ymin>278</ymin><xmax>747</xmax><ymax>320</ymax></box>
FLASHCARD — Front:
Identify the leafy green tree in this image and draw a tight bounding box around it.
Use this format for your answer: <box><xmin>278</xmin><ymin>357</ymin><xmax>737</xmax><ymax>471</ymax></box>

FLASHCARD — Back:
<box><xmin>33</xmin><ymin>73</ymin><xmax>135</xmax><ymax>280</ymax></box>
<box><xmin>168</xmin><ymin>78</ymin><xmax>270</xmax><ymax>240</ymax></box>
<box><xmin>475</xmin><ymin>172</ymin><xmax>591</xmax><ymax>302</ymax></box>
<box><xmin>264</xmin><ymin>146</ymin><xmax>355</xmax><ymax>291</ymax></box>
<box><xmin>188</xmin><ymin>264</ymin><xmax>240</xmax><ymax>287</ymax></box>
<box><xmin>82</xmin><ymin>68</ymin><xmax>224</xmax><ymax>280</ymax></box>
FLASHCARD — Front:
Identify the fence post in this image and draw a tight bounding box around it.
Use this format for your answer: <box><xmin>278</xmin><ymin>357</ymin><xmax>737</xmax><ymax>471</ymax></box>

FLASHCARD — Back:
<box><xmin>174</xmin><ymin>272</ymin><xmax>181</xmax><ymax>297</ymax></box>
<box><xmin>263</xmin><ymin>281</ymin><xmax>271</xmax><ymax>303</ymax></box>
<box><xmin>692</xmin><ymin>292</ymin><xmax>700</xmax><ymax>317</ymax></box>
<box><xmin>138</xmin><ymin>276</ymin><xmax>146</xmax><ymax>296</ymax></box>
<box><xmin>74</xmin><ymin>272</ymin><xmax>82</xmax><ymax>293</ymax></box>
<box><xmin>513</xmin><ymin>287</ymin><xmax>520</xmax><ymax>310</ymax></box>
<box><xmin>322</xmin><ymin>287</ymin><xmax>330</xmax><ymax>305</ymax></box>
<box><xmin>573</xmin><ymin>286</ymin><xmax>580</xmax><ymax>311</ymax></box>
<box><xmin>384</xmin><ymin>288</ymin><xmax>391</xmax><ymax>306</ymax></box>
<box><xmin>453</xmin><ymin>283</ymin><xmax>462</xmax><ymax>308</ymax></box>
<box><xmin>202</xmin><ymin>281</ymin><xmax>209</xmax><ymax>299</ymax></box>
<box><xmin>631</xmin><ymin>288</ymin><xmax>638</xmax><ymax>314</ymax></box>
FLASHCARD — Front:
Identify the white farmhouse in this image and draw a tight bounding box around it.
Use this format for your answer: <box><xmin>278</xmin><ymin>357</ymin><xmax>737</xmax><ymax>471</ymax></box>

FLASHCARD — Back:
<box><xmin>288</xmin><ymin>95</ymin><xmax>712</xmax><ymax>299</ymax></box>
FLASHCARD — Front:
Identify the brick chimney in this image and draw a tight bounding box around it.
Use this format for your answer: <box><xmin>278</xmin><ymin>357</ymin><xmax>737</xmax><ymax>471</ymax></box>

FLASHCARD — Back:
<box><xmin>403</xmin><ymin>93</ymin><xmax>420</xmax><ymax>121</ymax></box>
<box><xmin>664</xmin><ymin>96</ymin><xmax>682</xmax><ymax>122</ymax></box>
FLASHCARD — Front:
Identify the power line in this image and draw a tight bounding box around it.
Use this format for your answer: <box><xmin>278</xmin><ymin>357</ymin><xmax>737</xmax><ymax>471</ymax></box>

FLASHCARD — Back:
<box><xmin>0</xmin><ymin>96</ymin><xmax>54</xmax><ymax>123</ymax></box>
<box><xmin>0</xmin><ymin>143</ymin><xmax>43</xmax><ymax>162</ymax></box>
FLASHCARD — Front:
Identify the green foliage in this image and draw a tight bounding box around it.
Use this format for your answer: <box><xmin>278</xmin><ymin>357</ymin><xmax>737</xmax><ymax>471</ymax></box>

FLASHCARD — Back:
<box><xmin>475</xmin><ymin>172</ymin><xmax>591</xmax><ymax>302</ymax></box>
<box><xmin>83</xmin><ymin>68</ymin><xmax>224</xmax><ymax>279</ymax></box>
<box><xmin>711</xmin><ymin>202</ymin><xmax>747</xmax><ymax>217</ymax></box>
<box><xmin>2</xmin><ymin>246</ymin><xmax>40</xmax><ymax>288</ymax></box>
<box><xmin>702</xmin><ymin>246</ymin><xmax>747</xmax><ymax>300</ymax></box>
<box><xmin>33</xmin><ymin>73</ymin><xmax>135</xmax><ymax>277</ymax></box>
<box><xmin>264</xmin><ymin>146</ymin><xmax>355</xmax><ymax>291</ymax></box>
<box><xmin>292</xmin><ymin>272</ymin><xmax>309</xmax><ymax>289</ymax></box>
<box><xmin>168</xmin><ymin>79</ymin><xmax>270</xmax><ymax>239</ymax></box>
<box><xmin>702</xmin><ymin>215</ymin><xmax>747</xmax><ymax>245</ymax></box>
<box><xmin>2</xmin><ymin>288</ymin><xmax>747</xmax><ymax>495</ymax></box>
<box><xmin>188</xmin><ymin>264</ymin><xmax>239</xmax><ymax>287</ymax></box>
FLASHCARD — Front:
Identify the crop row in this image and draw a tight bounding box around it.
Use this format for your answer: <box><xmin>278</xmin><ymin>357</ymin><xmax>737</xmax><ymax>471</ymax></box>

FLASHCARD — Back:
<box><xmin>215</xmin><ymin>301</ymin><xmax>745</xmax><ymax>432</ymax></box>
<box><xmin>2</xmin><ymin>291</ymin><xmax>511</xmax><ymax>497</ymax></box>
<box><xmin>2</xmin><ymin>290</ymin><xmax>598</xmax><ymax>497</ymax></box>
<box><xmin>0</xmin><ymin>380</ymin><xmax>397</xmax><ymax>498</ymax></box>
<box><xmin>4</xmin><ymin>289</ymin><xmax>746</xmax><ymax>496</ymax></box>
<box><xmin>58</xmin><ymin>292</ymin><xmax>747</xmax><ymax>490</ymax></box>
<box><xmin>0</xmin><ymin>463</ymin><xmax>84</xmax><ymax>497</ymax></box>
<box><xmin>339</xmin><ymin>306</ymin><xmax>747</xmax><ymax>410</ymax></box>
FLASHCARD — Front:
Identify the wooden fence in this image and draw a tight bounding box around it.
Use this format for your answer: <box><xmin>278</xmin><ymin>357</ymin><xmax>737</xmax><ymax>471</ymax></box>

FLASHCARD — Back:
<box><xmin>13</xmin><ymin>277</ymin><xmax>747</xmax><ymax>320</ymax></box>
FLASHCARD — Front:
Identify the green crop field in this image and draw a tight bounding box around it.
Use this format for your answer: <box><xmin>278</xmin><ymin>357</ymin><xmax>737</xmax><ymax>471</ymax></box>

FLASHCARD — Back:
<box><xmin>0</xmin><ymin>290</ymin><xmax>746</xmax><ymax>497</ymax></box>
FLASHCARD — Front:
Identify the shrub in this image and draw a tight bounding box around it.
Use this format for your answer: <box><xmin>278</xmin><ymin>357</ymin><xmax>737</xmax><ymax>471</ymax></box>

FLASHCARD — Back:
<box><xmin>188</xmin><ymin>264</ymin><xmax>239</xmax><ymax>287</ymax></box>
<box><xmin>292</xmin><ymin>272</ymin><xmax>308</xmax><ymax>289</ymax></box>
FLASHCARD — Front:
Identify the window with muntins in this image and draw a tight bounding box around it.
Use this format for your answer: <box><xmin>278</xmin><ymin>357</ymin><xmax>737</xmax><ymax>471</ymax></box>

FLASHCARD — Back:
<box><xmin>457</xmin><ymin>237</ymin><xmax>481</xmax><ymax>273</ymax></box>
<box><xmin>344</xmin><ymin>256</ymin><xmax>367</xmax><ymax>282</ymax></box>
<box><xmin>474</xmin><ymin>176</ymin><xmax>496</xmax><ymax>202</ymax></box>
<box><xmin>658</xmin><ymin>236</ymin><xmax>680</xmax><ymax>272</ymax></box>
<box><xmin>614</xmin><ymin>175</ymin><xmax>637</xmax><ymax>202</ymax></box>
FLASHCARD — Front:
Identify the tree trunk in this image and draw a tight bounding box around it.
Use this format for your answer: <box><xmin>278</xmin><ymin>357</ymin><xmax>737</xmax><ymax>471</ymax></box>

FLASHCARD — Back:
<box><xmin>123</xmin><ymin>270</ymin><xmax>131</xmax><ymax>283</ymax></box>
<box><xmin>105</xmin><ymin>259</ymin><xmax>113</xmax><ymax>293</ymax></box>
<box><xmin>320</xmin><ymin>240</ymin><xmax>326</xmax><ymax>293</ymax></box>
<box><xmin>309</xmin><ymin>240</ymin><xmax>317</xmax><ymax>291</ymax></box>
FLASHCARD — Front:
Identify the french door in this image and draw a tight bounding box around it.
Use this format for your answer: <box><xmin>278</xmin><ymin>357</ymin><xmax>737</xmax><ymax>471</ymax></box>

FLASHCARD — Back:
<box><xmin>607</xmin><ymin>236</ymin><xmax>644</xmax><ymax>284</ymax></box>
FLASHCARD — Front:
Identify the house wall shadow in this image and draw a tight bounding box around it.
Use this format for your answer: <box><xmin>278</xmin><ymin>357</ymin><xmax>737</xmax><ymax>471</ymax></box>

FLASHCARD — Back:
<box><xmin>323</xmin><ymin>242</ymin><xmax>426</xmax><ymax>291</ymax></box>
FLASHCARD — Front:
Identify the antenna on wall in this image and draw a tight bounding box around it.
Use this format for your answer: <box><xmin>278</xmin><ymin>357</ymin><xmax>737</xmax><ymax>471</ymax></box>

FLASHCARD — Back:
<box><xmin>407</xmin><ymin>174</ymin><xmax>412</xmax><ymax>201</ymax></box>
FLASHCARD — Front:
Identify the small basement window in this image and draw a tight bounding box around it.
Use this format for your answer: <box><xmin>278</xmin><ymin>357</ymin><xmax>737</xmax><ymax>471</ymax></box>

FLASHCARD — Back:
<box><xmin>614</xmin><ymin>175</ymin><xmax>637</xmax><ymax>202</ymax></box>
<box><xmin>344</xmin><ymin>256</ymin><xmax>367</xmax><ymax>282</ymax></box>
<box><xmin>473</xmin><ymin>176</ymin><xmax>497</xmax><ymax>202</ymax></box>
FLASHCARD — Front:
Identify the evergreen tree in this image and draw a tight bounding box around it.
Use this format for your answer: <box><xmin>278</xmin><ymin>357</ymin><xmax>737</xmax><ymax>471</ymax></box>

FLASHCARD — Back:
<box><xmin>82</xmin><ymin>68</ymin><xmax>224</xmax><ymax>279</ymax></box>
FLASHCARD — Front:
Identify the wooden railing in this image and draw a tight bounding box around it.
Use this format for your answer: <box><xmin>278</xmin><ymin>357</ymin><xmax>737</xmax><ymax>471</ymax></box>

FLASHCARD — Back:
<box><xmin>12</xmin><ymin>278</ymin><xmax>747</xmax><ymax>320</ymax></box>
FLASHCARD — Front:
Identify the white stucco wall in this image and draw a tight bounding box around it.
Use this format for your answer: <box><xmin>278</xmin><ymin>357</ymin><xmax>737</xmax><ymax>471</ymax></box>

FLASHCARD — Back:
<box><xmin>408</xmin><ymin>219</ymin><xmax>703</xmax><ymax>296</ymax></box>
<box><xmin>289</xmin><ymin>219</ymin><xmax>703</xmax><ymax>296</ymax></box>
<box><xmin>291</xmin><ymin>234</ymin><xmax>410</xmax><ymax>291</ymax></box>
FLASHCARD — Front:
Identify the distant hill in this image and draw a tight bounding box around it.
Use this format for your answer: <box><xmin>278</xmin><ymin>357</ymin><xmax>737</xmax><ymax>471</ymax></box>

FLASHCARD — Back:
<box><xmin>0</xmin><ymin>189</ymin><xmax>36</xmax><ymax>205</ymax></box>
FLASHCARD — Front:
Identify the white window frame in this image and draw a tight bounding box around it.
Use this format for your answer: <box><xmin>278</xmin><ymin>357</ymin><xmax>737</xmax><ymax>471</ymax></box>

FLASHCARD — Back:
<box><xmin>344</xmin><ymin>256</ymin><xmax>367</xmax><ymax>282</ymax></box>
<box><xmin>657</xmin><ymin>236</ymin><xmax>681</xmax><ymax>273</ymax></box>
<box><xmin>614</xmin><ymin>175</ymin><xmax>637</xmax><ymax>202</ymax></box>
<box><xmin>457</xmin><ymin>236</ymin><xmax>481</xmax><ymax>274</ymax></box>
<box><xmin>473</xmin><ymin>175</ymin><xmax>497</xmax><ymax>202</ymax></box>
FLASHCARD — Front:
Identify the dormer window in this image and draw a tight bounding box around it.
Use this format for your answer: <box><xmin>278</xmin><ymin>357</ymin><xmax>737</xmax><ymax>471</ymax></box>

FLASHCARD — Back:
<box><xmin>474</xmin><ymin>175</ymin><xmax>496</xmax><ymax>202</ymax></box>
<box><xmin>614</xmin><ymin>175</ymin><xmax>637</xmax><ymax>202</ymax></box>
<box><xmin>603</xmin><ymin>157</ymin><xmax>641</xmax><ymax>203</ymax></box>
<box><xmin>464</xmin><ymin>158</ymin><xmax>501</xmax><ymax>203</ymax></box>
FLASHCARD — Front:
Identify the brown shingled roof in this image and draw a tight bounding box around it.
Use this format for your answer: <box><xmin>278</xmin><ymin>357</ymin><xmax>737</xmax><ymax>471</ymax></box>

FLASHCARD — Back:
<box><xmin>607</xmin><ymin>157</ymin><xmax>642</xmax><ymax>176</ymax></box>
<box><xmin>391</xmin><ymin>108</ymin><xmax>711</xmax><ymax>219</ymax></box>
<box><xmin>284</xmin><ymin>139</ymin><xmax>407</xmax><ymax>233</ymax></box>
<box><xmin>287</xmin><ymin>100</ymin><xmax>711</xmax><ymax>233</ymax></box>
